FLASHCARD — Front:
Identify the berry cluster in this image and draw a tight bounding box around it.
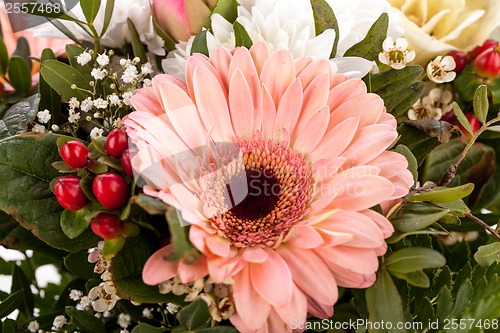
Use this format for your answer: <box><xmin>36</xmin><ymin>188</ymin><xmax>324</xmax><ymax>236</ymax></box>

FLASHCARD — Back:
<box><xmin>53</xmin><ymin>128</ymin><xmax>134</xmax><ymax>240</ymax></box>
<box><xmin>447</xmin><ymin>39</ymin><xmax>500</xmax><ymax>79</ymax></box>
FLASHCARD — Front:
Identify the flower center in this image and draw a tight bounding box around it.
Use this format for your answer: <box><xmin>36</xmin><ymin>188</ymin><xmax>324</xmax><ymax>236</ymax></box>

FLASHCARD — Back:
<box><xmin>203</xmin><ymin>137</ymin><xmax>312</xmax><ymax>248</ymax></box>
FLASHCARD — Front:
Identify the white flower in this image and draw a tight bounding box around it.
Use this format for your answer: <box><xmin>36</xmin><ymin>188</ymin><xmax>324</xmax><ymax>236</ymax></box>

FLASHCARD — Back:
<box><xmin>80</xmin><ymin>97</ymin><xmax>94</xmax><ymax>112</ymax></box>
<box><xmin>427</xmin><ymin>55</ymin><xmax>456</xmax><ymax>83</ymax></box>
<box><xmin>120</xmin><ymin>330</ymin><xmax>129</xmax><ymax>333</ymax></box>
<box><xmin>68</xmin><ymin>110</ymin><xmax>81</xmax><ymax>123</ymax></box>
<box><xmin>94</xmin><ymin>98</ymin><xmax>109</xmax><ymax>109</ymax></box>
<box><xmin>166</xmin><ymin>303</ymin><xmax>180</xmax><ymax>314</ymax></box>
<box><xmin>122</xmin><ymin>65</ymin><xmax>139</xmax><ymax>83</ymax></box>
<box><xmin>90</xmin><ymin>127</ymin><xmax>104</xmax><ymax>140</ymax></box>
<box><xmin>51</xmin><ymin>124</ymin><xmax>60</xmax><ymax>131</ymax></box>
<box><xmin>143</xmin><ymin>78</ymin><xmax>152</xmax><ymax>87</ymax></box>
<box><xmin>69</xmin><ymin>289</ymin><xmax>83</xmax><ymax>301</ymax></box>
<box><xmin>142</xmin><ymin>308</ymin><xmax>153</xmax><ymax>319</ymax></box>
<box><xmin>76</xmin><ymin>51</ymin><xmax>92</xmax><ymax>66</ymax></box>
<box><xmin>27</xmin><ymin>321</ymin><xmax>39</xmax><ymax>333</ymax></box>
<box><xmin>91</xmin><ymin>68</ymin><xmax>108</xmax><ymax>80</ymax></box>
<box><xmin>69</xmin><ymin>97</ymin><xmax>80</xmax><ymax>109</ymax></box>
<box><xmin>378</xmin><ymin>37</ymin><xmax>415</xmax><ymax>69</ymax></box>
<box><xmin>108</xmin><ymin>94</ymin><xmax>121</xmax><ymax>106</ymax></box>
<box><xmin>122</xmin><ymin>92</ymin><xmax>134</xmax><ymax>106</ymax></box>
<box><xmin>52</xmin><ymin>315</ymin><xmax>67</xmax><ymax>329</ymax></box>
<box><xmin>96</xmin><ymin>53</ymin><xmax>110</xmax><ymax>66</ymax></box>
<box><xmin>119</xmin><ymin>58</ymin><xmax>132</xmax><ymax>67</ymax></box>
<box><xmin>76</xmin><ymin>296</ymin><xmax>92</xmax><ymax>310</ymax></box>
<box><xmin>141</xmin><ymin>63</ymin><xmax>153</xmax><ymax>75</ymax></box>
<box><xmin>32</xmin><ymin>124</ymin><xmax>46</xmax><ymax>133</ymax></box>
<box><xmin>37</xmin><ymin>109</ymin><xmax>51</xmax><ymax>124</ymax></box>
<box><xmin>117</xmin><ymin>314</ymin><xmax>131</xmax><ymax>328</ymax></box>
<box><xmin>408</xmin><ymin>87</ymin><xmax>453</xmax><ymax>120</ymax></box>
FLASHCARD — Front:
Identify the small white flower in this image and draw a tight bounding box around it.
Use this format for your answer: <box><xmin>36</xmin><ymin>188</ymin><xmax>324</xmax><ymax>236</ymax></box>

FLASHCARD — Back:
<box><xmin>94</xmin><ymin>112</ymin><xmax>102</xmax><ymax>119</ymax></box>
<box><xmin>91</xmin><ymin>68</ymin><xmax>108</xmax><ymax>81</ymax></box>
<box><xmin>378</xmin><ymin>37</ymin><xmax>416</xmax><ymax>70</ymax></box>
<box><xmin>143</xmin><ymin>78</ymin><xmax>152</xmax><ymax>87</ymax></box>
<box><xmin>142</xmin><ymin>308</ymin><xmax>153</xmax><ymax>319</ymax></box>
<box><xmin>108</xmin><ymin>94</ymin><xmax>121</xmax><ymax>106</ymax></box>
<box><xmin>69</xmin><ymin>97</ymin><xmax>80</xmax><ymax>109</ymax></box>
<box><xmin>37</xmin><ymin>109</ymin><xmax>51</xmax><ymax>124</ymax></box>
<box><xmin>132</xmin><ymin>57</ymin><xmax>141</xmax><ymax>64</ymax></box>
<box><xmin>68</xmin><ymin>110</ymin><xmax>81</xmax><ymax>123</ymax></box>
<box><xmin>117</xmin><ymin>313</ymin><xmax>131</xmax><ymax>328</ymax></box>
<box><xmin>80</xmin><ymin>97</ymin><xmax>94</xmax><ymax>112</ymax></box>
<box><xmin>96</xmin><ymin>53</ymin><xmax>110</xmax><ymax>66</ymax></box>
<box><xmin>408</xmin><ymin>87</ymin><xmax>453</xmax><ymax>120</ymax></box>
<box><xmin>122</xmin><ymin>65</ymin><xmax>139</xmax><ymax>84</ymax></box>
<box><xmin>166</xmin><ymin>303</ymin><xmax>180</xmax><ymax>314</ymax></box>
<box><xmin>32</xmin><ymin>124</ymin><xmax>46</xmax><ymax>133</ymax></box>
<box><xmin>90</xmin><ymin>127</ymin><xmax>104</xmax><ymax>140</ymax></box>
<box><xmin>427</xmin><ymin>55</ymin><xmax>457</xmax><ymax>83</ymax></box>
<box><xmin>122</xmin><ymin>92</ymin><xmax>134</xmax><ymax>106</ymax></box>
<box><xmin>27</xmin><ymin>320</ymin><xmax>39</xmax><ymax>333</ymax></box>
<box><xmin>76</xmin><ymin>51</ymin><xmax>92</xmax><ymax>66</ymax></box>
<box><xmin>141</xmin><ymin>63</ymin><xmax>153</xmax><ymax>75</ymax></box>
<box><xmin>53</xmin><ymin>315</ymin><xmax>67</xmax><ymax>329</ymax></box>
<box><xmin>93</xmin><ymin>98</ymin><xmax>109</xmax><ymax>109</ymax></box>
<box><xmin>51</xmin><ymin>124</ymin><xmax>60</xmax><ymax>131</ymax></box>
<box><xmin>120</xmin><ymin>330</ymin><xmax>129</xmax><ymax>333</ymax></box>
<box><xmin>119</xmin><ymin>58</ymin><xmax>130</xmax><ymax>67</ymax></box>
<box><xmin>69</xmin><ymin>289</ymin><xmax>83</xmax><ymax>301</ymax></box>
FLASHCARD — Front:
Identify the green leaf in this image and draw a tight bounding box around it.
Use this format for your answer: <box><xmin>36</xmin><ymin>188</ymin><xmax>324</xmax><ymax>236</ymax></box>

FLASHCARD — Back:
<box><xmin>65</xmin><ymin>44</ymin><xmax>94</xmax><ymax>84</ymax></box>
<box><xmin>60</xmin><ymin>208</ymin><xmax>93</xmax><ymax>239</ymax></box>
<box><xmin>0</xmin><ymin>94</ymin><xmax>40</xmax><ymax>139</ymax></box>
<box><xmin>390</xmin><ymin>270</ymin><xmax>430</xmax><ymax>288</ymax></box>
<box><xmin>152</xmin><ymin>15</ymin><xmax>176</xmax><ymax>51</ymax></box>
<box><xmin>212</xmin><ymin>0</ymin><xmax>238</xmax><ymax>24</ymax></box>
<box><xmin>0</xmin><ymin>290</ymin><xmax>23</xmax><ymax>319</ymax></box>
<box><xmin>233</xmin><ymin>22</ymin><xmax>253</xmax><ymax>48</ymax></box>
<box><xmin>452</xmin><ymin>102</ymin><xmax>473</xmax><ymax>135</ymax></box>
<box><xmin>176</xmin><ymin>299</ymin><xmax>211</xmax><ymax>331</ymax></box>
<box><xmin>40</xmin><ymin>60</ymin><xmax>91</xmax><ymax>101</ymax></box>
<box><xmin>474</xmin><ymin>243</ymin><xmax>500</xmax><ymax>267</ymax></box>
<box><xmin>11</xmin><ymin>265</ymin><xmax>34</xmax><ymax>318</ymax></box>
<box><xmin>131</xmin><ymin>194</ymin><xmax>168</xmax><ymax>215</ymax></box>
<box><xmin>310</xmin><ymin>0</ymin><xmax>339</xmax><ymax>57</ymax></box>
<box><xmin>385</xmin><ymin>248</ymin><xmax>446</xmax><ymax>273</ymax></box>
<box><xmin>344</xmin><ymin>13</ymin><xmax>388</xmax><ymax>61</ymax></box>
<box><xmin>392</xmin><ymin>207</ymin><xmax>450</xmax><ymax>232</ymax></box>
<box><xmin>365</xmin><ymin>270</ymin><xmax>407</xmax><ymax>333</ymax></box>
<box><xmin>408</xmin><ymin>184</ymin><xmax>474</xmax><ymax>204</ymax></box>
<box><xmin>436</xmin><ymin>286</ymin><xmax>453</xmax><ymax>322</ymax></box>
<box><xmin>2</xmin><ymin>319</ymin><xmax>17</xmax><ymax>333</ymax></box>
<box><xmin>191</xmin><ymin>31</ymin><xmax>209</xmax><ymax>57</ymax></box>
<box><xmin>394</xmin><ymin>145</ymin><xmax>417</xmax><ymax>183</ymax></box>
<box><xmin>451</xmin><ymin>279</ymin><xmax>473</xmax><ymax>316</ymax></box>
<box><xmin>0</xmin><ymin>36</ymin><xmax>8</xmax><ymax>75</ymax></box>
<box><xmin>127</xmin><ymin>18</ymin><xmax>148</xmax><ymax>64</ymax></box>
<box><xmin>473</xmin><ymin>84</ymin><xmax>489</xmax><ymax>124</ymax></box>
<box><xmin>100</xmin><ymin>0</ymin><xmax>115</xmax><ymax>37</ymax></box>
<box><xmin>66</xmin><ymin>306</ymin><xmax>105</xmax><ymax>333</ymax></box>
<box><xmin>7</xmin><ymin>56</ymin><xmax>31</xmax><ymax>96</ymax></box>
<box><xmin>24</xmin><ymin>4</ymin><xmax>84</xmax><ymax>23</ymax></box>
<box><xmin>109</xmin><ymin>235</ymin><xmax>180</xmax><ymax>303</ymax></box>
<box><xmin>13</xmin><ymin>37</ymin><xmax>31</xmax><ymax>72</ymax></box>
<box><xmin>166</xmin><ymin>208</ymin><xmax>201</xmax><ymax>264</ymax></box>
<box><xmin>0</xmin><ymin>133</ymin><xmax>99</xmax><ymax>252</ymax></box>
<box><xmin>131</xmin><ymin>323</ymin><xmax>166</xmax><ymax>333</ymax></box>
<box><xmin>102</xmin><ymin>236</ymin><xmax>126</xmax><ymax>259</ymax></box>
<box><xmin>80</xmin><ymin>0</ymin><xmax>102</xmax><ymax>24</ymax></box>
<box><xmin>64</xmin><ymin>251</ymin><xmax>97</xmax><ymax>280</ymax></box>
<box><xmin>39</xmin><ymin>49</ymin><xmax>61</xmax><ymax>124</ymax></box>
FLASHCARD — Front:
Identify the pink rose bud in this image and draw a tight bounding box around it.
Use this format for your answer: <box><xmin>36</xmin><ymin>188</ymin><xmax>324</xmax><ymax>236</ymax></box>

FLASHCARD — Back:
<box><xmin>153</xmin><ymin>0</ymin><xmax>218</xmax><ymax>42</ymax></box>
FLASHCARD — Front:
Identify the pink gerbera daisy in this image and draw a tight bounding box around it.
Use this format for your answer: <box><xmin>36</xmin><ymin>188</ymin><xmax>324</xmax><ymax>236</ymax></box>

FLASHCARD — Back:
<box><xmin>124</xmin><ymin>42</ymin><xmax>413</xmax><ymax>333</ymax></box>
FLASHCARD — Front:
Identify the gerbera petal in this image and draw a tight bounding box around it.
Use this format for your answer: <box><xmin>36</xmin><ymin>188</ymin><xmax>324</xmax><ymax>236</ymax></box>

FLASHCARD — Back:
<box><xmin>261</xmin><ymin>85</ymin><xmax>277</xmax><ymax>140</ymax></box>
<box><xmin>142</xmin><ymin>245</ymin><xmax>178</xmax><ymax>286</ymax></box>
<box><xmin>287</xmin><ymin>225</ymin><xmax>324</xmax><ymax>248</ymax></box>
<box><xmin>229</xmin><ymin>69</ymin><xmax>255</xmax><ymax>138</ymax></box>
<box><xmin>260</xmin><ymin>49</ymin><xmax>295</xmax><ymax>106</ymax></box>
<box><xmin>327</xmin><ymin>78</ymin><xmax>367</xmax><ymax>111</ymax></box>
<box><xmin>293</xmin><ymin>105</ymin><xmax>330</xmax><ymax>154</ymax></box>
<box><xmin>177</xmin><ymin>256</ymin><xmax>209</xmax><ymax>284</ymax></box>
<box><xmin>329</xmin><ymin>93</ymin><xmax>384</xmax><ymax>129</ymax></box>
<box><xmin>308</xmin><ymin>117</ymin><xmax>359</xmax><ymax>161</ymax></box>
<box><xmin>319</xmin><ymin>246</ymin><xmax>379</xmax><ymax>275</ymax></box>
<box><xmin>205</xmin><ymin>236</ymin><xmax>231</xmax><ymax>257</ymax></box>
<box><xmin>274</xmin><ymin>78</ymin><xmax>303</xmax><ymax>141</ymax></box>
<box><xmin>242</xmin><ymin>246</ymin><xmax>269</xmax><ymax>263</ymax></box>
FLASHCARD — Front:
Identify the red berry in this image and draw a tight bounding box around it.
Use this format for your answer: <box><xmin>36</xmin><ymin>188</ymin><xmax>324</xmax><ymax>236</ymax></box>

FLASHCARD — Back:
<box><xmin>466</xmin><ymin>113</ymin><xmax>481</xmax><ymax>133</ymax></box>
<box><xmin>468</xmin><ymin>39</ymin><xmax>499</xmax><ymax>60</ymax></box>
<box><xmin>105</xmin><ymin>129</ymin><xmax>128</xmax><ymax>158</ymax></box>
<box><xmin>54</xmin><ymin>175</ymin><xmax>87</xmax><ymax>211</ymax></box>
<box><xmin>473</xmin><ymin>47</ymin><xmax>500</xmax><ymax>79</ymax></box>
<box><xmin>91</xmin><ymin>213</ymin><xmax>122</xmax><ymax>239</ymax></box>
<box><xmin>92</xmin><ymin>173</ymin><xmax>128</xmax><ymax>209</ymax></box>
<box><xmin>447</xmin><ymin>50</ymin><xmax>468</xmax><ymax>74</ymax></box>
<box><xmin>121</xmin><ymin>149</ymin><xmax>133</xmax><ymax>177</ymax></box>
<box><xmin>60</xmin><ymin>140</ymin><xmax>88</xmax><ymax>168</ymax></box>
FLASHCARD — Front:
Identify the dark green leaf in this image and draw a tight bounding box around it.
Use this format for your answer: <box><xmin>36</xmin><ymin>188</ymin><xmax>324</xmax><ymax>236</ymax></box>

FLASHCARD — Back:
<box><xmin>64</xmin><ymin>251</ymin><xmax>97</xmax><ymax>279</ymax></box>
<box><xmin>66</xmin><ymin>306</ymin><xmax>105</xmax><ymax>333</ymax></box>
<box><xmin>2</xmin><ymin>319</ymin><xmax>17</xmax><ymax>333</ymax></box>
<box><xmin>365</xmin><ymin>270</ymin><xmax>406</xmax><ymax>333</ymax></box>
<box><xmin>344</xmin><ymin>13</ymin><xmax>388</xmax><ymax>61</ymax></box>
<box><xmin>100</xmin><ymin>0</ymin><xmax>115</xmax><ymax>37</ymax></box>
<box><xmin>191</xmin><ymin>31</ymin><xmax>209</xmax><ymax>57</ymax></box>
<box><xmin>474</xmin><ymin>243</ymin><xmax>500</xmax><ymax>267</ymax></box>
<box><xmin>451</xmin><ymin>279</ymin><xmax>473</xmax><ymax>316</ymax></box>
<box><xmin>131</xmin><ymin>194</ymin><xmax>168</xmax><ymax>215</ymax></box>
<box><xmin>390</xmin><ymin>270</ymin><xmax>430</xmax><ymax>288</ymax></box>
<box><xmin>11</xmin><ymin>265</ymin><xmax>34</xmax><ymax>318</ymax></box>
<box><xmin>12</xmin><ymin>37</ymin><xmax>31</xmax><ymax>72</ymax></box>
<box><xmin>7</xmin><ymin>56</ymin><xmax>31</xmax><ymax>96</ymax></box>
<box><xmin>0</xmin><ymin>290</ymin><xmax>23</xmax><ymax>319</ymax></box>
<box><xmin>0</xmin><ymin>36</ymin><xmax>8</xmax><ymax>75</ymax></box>
<box><xmin>473</xmin><ymin>84</ymin><xmax>489</xmax><ymax>124</ymax></box>
<box><xmin>177</xmin><ymin>299</ymin><xmax>211</xmax><ymax>331</ymax></box>
<box><xmin>127</xmin><ymin>18</ymin><xmax>148</xmax><ymax>64</ymax></box>
<box><xmin>196</xmin><ymin>327</ymin><xmax>240</xmax><ymax>333</ymax></box>
<box><xmin>394</xmin><ymin>145</ymin><xmax>417</xmax><ymax>183</ymax></box>
<box><xmin>166</xmin><ymin>208</ymin><xmax>201</xmax><ymax>264</ymax></box>
<box><xmin>39</xmin><ymin>49</ymin><xmax>61</xmax><ymax>124</ymax></box>
<box><xmin>131</xmin><ymin>323</ymin><xmax>166</xmax><ymax>333</ymax></box>
<box><xmin>392</xmin><ymin>209</ymin><xmax>449</xmax><ymax>232</ymax></box>
<box><xmin>211</xmin><ymin>0</ymin><xmax>238</xmax><ymax>24</ymax></box>
<box><xmin>408</xmin><ymin>184</ymin><xmax>474</xmax><ymax>204</ymax></box>
<box><xmin>233</xmin><ymin>22</ymin><xmax>253</xmax><ymax>48</ymax></box>
<box><xmin>436</xmin><ymin>286</ymin><xmax>453</xmax><ymax>321</ymax></box>
<box><xmin>310</xmin><ymin>0</ymin><xmax>339</xmax><ymax>57</ymax></box>
<box><xmin>40</xmin><ymin>60</ymin><xmax>91</xmax><ymax>101</ymax></box>
<box><xmin>81</xmin><ymin>0</ymin><xmax>102</xmax><ymax>24</ymax></box>
<box><xmin>396</xmin><ymin>124</ymin><xmax>441</xmax><ymax>166</ymax></box>
<box><xmin>385</xmin><ymin>248</ymin><xmax>446</xmax><ymax>273</ymax></box>
<box><xmin>0</xmin><ymin>133</ymin><xmax>99</xmax><ymax>252</ymax></box>
<box><xmin>0</xmin><ymin>94</ymin><xmax>40</xmax><ymax>139</ymax></box>
<box><xmin>432</xmin><ymin>266</ymin><xmax>452</xmax><ymax>295</ymax></box>
<box><xmin>102</xmin><ymin>236</ymin><xmax>126</xmax><ymax>259</ymax></box>
<box><xmin>60</xmin><ymin>207</ymin><xmax>93</xmax><ymax>239</ymax></box>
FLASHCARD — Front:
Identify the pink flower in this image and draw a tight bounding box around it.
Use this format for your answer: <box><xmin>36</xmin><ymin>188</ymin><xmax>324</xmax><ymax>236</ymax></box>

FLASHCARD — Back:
<box><xmin>153</xmin><ymin>0</ymin><xmax>217</xmax><ymax>42</ymax></box>
<box><xmin>125</xmin><ymin>42</ymin><xmax>413</xmax><ymax>333</ymax></box>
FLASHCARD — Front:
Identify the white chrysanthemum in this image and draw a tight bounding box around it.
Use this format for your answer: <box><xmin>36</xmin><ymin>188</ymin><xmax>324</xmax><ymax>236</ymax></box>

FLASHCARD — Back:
<box><xmin>30</xmin><ymin>0</ymin><xmax>165</xmax><ymax>55</ymax></box>
<box><xmin>162</xmin><ymin>0</ymin><xmax>403</xmax><ymax>79</ymax></box>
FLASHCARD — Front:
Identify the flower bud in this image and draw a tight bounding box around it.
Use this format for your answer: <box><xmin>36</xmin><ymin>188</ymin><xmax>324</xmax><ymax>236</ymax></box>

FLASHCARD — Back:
<box><xmin>153</xmin><ymin>0</ymin><xmax>218</xmax><ymax>42</ymax></box>
<box><xmin>473</xmin><ymin>47</ymin><xmax>500</xmax><ymax>80</ymax></box>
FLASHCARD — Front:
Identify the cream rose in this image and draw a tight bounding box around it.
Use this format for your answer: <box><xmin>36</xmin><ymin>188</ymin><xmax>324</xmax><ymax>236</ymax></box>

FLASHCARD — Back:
<box><xmin>388</xmin><ymin>0</ymin><xmax>500</xmax><ymax>65</ymax></box>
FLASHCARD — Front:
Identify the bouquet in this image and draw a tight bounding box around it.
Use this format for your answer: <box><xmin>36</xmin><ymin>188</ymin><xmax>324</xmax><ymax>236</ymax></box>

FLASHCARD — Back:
<box><xmin>1</xmin><ymin>0</ymin><xmax>500</xmax><ymax>332</ymax></box>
